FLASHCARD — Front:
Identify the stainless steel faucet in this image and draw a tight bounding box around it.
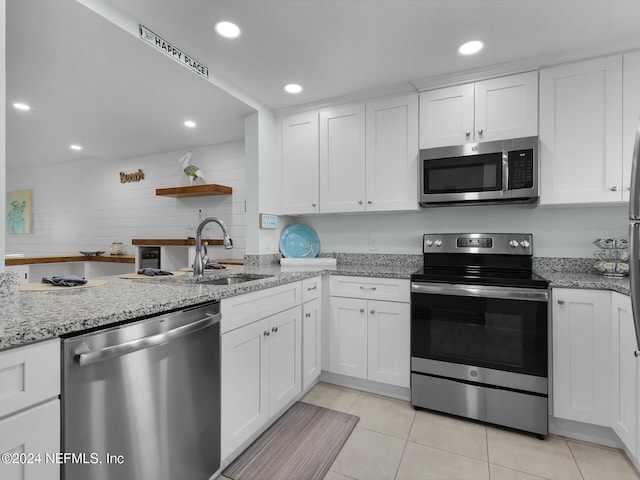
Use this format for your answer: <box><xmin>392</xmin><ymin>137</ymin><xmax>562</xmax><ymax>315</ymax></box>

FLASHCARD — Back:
<box><xmin>193</xmin><ymin>217</ymin><xmax>233</xmax><ymax>277</ymax></box>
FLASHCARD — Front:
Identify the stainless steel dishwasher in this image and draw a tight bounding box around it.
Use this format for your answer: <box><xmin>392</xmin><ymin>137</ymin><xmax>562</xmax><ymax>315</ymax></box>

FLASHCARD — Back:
<box><xmin>62</xmin><ymin>301</ymin><xmax>220</xmax><ymax>480</ymax></box>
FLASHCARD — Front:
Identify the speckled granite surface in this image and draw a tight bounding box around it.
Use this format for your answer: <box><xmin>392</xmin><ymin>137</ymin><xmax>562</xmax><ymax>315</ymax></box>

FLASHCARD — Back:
<box><xmin>0</xmin><ymin>260</ymin><xmax>417</xmax><ymax>350</ymax></box>
<box><xmin>0</xmin><ymin>254</ymin><xmax>631</xmax><ymax>350</ymax></box>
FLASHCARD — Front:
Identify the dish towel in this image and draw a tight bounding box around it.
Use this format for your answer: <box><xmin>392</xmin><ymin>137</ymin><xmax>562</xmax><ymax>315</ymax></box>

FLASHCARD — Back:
<box><xmin>205</xmin><ymin>262</ymin><xmax>226</xmax><ymax>269</ymax></box>
<box><xmin>137</xmin><ymin>268</ymin><xmax>174</xmax><ymax>276</ymax></box>
<box><xmin>41</xmin><ymin>275</ymin><xmax>88</xmax><ymax>287</ymax></box>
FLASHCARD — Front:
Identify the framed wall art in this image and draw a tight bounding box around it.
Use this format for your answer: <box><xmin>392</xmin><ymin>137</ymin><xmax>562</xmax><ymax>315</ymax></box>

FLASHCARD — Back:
<box><xmin>6</xmin><ymin>189</ymin><xmax>33</xmax><ymax>234</ymax></box>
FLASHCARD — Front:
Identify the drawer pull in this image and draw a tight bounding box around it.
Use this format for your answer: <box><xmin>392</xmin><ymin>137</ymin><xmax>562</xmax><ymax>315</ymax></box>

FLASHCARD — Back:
<box><xmin>360</xmin><ymin>286</ymin><xmax>377</xmax><ymax>291</ymax></box>
<box><xmin>307</xmin><ymin>285</ymin><xmax>317</xmax><ymax>292</ymax></box>
<box><xmin>557</xmin><ymin>300</ymin><xmax>565</xmax><ymax>305</ymax></box>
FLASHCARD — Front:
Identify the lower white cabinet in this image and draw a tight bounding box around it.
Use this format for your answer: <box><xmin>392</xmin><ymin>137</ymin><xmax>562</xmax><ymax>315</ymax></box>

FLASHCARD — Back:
<box><xmin>552</xmin><ymin>288</ymin><xmax>612</xmax><ymax>426</ymax></box>
<box><xmin>329</xmin><ymin>276</ymin><xmax>410</xmax><ymax>388</ymax></box>
<box><xmin>611</xmin><ymin>292</ymin><xmax>637</xmax><ymax>454</ymax></box>
<box><xmin>220</xmin><ymin>286</ymin><xmax>302</xmax><ymax>461</ymax></box>
<box><xmin>0</xmin><ymin>339</ymin><xmax>61</xmax><ymax>480</ymax></box>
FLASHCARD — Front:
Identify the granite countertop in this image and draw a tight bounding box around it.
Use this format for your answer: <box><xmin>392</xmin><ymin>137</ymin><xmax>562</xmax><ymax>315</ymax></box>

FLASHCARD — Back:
<box><xmin>0</xmin><ymin>262</ymin><xmax>418</xmax><ymax>350</ymax></box>
<box><xmin>0</xmin><ymin>254</ymin><xmax>632</xmax><ymax>351</ymax></box>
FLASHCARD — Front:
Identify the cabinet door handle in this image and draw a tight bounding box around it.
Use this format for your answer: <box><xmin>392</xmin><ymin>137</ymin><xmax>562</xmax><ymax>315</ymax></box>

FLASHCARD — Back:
<box><xmin>263</xmin><ymin>330</ymin><xmax>270</xmax><ymax>336</ymax></box>
<box><xmin>611</xmin><ymin>186</ymin><xmax>619</xmax><ymax>192</ymax></box>
<box><xmin>557</xmin><ymin>300</ymin><xmax>565</xmax><ymax>305</ymax></box>
<box><xmin>307</xmin><ymin>285</ymin><xmax>317</xmax><ymax>292</ymax></box>
<box><xmin>635</xmin><ymin>351</ymin><xmax>640</xmax><ymax>358</ymax></box>
<box><xmin>271</xmin><ymin>326</ymin><xmax>278</xmax><ymax>333</ymax></box>
<box><xmin>367</xmin><ymin>200</ymin><xmax>372</xmax><ymax>205</ymax></box>
<box><xmin>312</xmin><ymin>203</ymin><xmax>317</xmax><ymax>207</ymax></box>
<box><xmin>477</xmin><ymin>129</ymin><xmax>484</xmax><ymax>135</ymax></box>
<box><xmin>358</xmin><ymin>200</ymin><xmax>364</xmax><ymax>205</ymax></box>
<box><xmin>370</xmin><ymin>309</ymin><xmax>375</xmax><ymax>315</ymax></box>
<box><xmin>465</xmin><ymin>131</ymin><xmax>471</xmax><ymax>138</ymax></box>
<box><xmin>359</xmin><ymin>308</ymin><xmax>365</xmax><ymax>313</ymax></box>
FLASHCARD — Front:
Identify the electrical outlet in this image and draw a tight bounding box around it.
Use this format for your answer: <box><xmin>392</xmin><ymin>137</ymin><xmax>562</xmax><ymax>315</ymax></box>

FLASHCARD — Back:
<box><xmin>369</xmin><ymin>236</ymin><xmax>379</xmax><ymax>250</ymax></box>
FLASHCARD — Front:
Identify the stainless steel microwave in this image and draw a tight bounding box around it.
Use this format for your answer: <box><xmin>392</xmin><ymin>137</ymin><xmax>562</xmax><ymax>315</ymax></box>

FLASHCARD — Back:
<box><xmin>419</xmin><ymin>136</ymin><xmax>539</xmax><ymax>207</ymax></box>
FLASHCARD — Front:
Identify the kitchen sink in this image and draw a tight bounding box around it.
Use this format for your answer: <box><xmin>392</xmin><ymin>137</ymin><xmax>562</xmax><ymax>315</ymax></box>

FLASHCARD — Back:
<box><xmin>194</xmin><ymin>274</ymin><xmax>273</xmax><ymax>286</ymax></box>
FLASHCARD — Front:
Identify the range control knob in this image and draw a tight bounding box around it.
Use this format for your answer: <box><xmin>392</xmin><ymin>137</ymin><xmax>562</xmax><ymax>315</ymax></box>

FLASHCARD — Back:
<box><xmin>509</xmin><ymin>240</ymin><xmax>519</xmax><ymax>248</ymax></box>
<box><xmin>434</xmin><ymin>239</ymin><xmax>442</xmax><ymax>247</ymax></box>
<box><xmin>425</xmin><ymin>239</ymin><xmax>434</xmax><ymax>247</ymax></box>
<box><xmin>520</xmin><ymin>240</ymin><xmax>530</xmax><ymax>248</ymax></box>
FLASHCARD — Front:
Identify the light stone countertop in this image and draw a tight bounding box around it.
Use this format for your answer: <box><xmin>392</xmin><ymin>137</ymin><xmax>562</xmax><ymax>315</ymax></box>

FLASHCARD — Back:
<box><xmin>0</xmin><ymin>255</ymin><xmax>632</xmax><ymax>351</ymax></box>
<box><xmin>0</xmin><ymin>263</ymin><xmax>418</xmax><ymax>350</ymax></box>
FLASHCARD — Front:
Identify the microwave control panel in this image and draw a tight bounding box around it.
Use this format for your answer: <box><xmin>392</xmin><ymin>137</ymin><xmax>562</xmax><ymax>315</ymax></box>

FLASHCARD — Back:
<box><xmin>508</xmin><ymin>149</ymin><xmax>534</xmax><ymax>190</ymax></box>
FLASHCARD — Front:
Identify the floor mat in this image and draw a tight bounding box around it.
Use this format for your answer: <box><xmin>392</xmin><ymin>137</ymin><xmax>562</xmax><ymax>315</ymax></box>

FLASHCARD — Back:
<box><xmin>223</xmin><ymin>401</ymin><xmax>359</xmax><ymax>480</ymax></box>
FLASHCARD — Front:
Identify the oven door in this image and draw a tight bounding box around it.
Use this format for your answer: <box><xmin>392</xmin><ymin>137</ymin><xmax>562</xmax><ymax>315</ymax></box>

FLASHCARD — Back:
<box><xmin>411</xmin><ymin>282</ymin><xmax>548</xmax><ymax>378</ymax></box>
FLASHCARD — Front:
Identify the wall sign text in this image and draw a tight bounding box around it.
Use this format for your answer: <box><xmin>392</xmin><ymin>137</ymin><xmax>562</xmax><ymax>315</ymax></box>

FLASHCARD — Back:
<box><xmin>120</xmin><ymin>169</ymin><xmax>145</xmax><ymax>183</ymax></box>
<box><xmin>139</xmin><ymin>25</ymin><xmax>209</xmax><ymax>79</ymax></box>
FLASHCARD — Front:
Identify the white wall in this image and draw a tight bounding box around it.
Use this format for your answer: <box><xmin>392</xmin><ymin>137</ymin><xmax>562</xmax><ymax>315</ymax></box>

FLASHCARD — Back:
<box><xmin>1</xmin><ymin>0</ymin><xmax>6</xmax><ymax>268</ymax></box>
<box><xmin>299</xmin><ymin>203</ymin><xmax>629</xmax><ymax>258</ymax></box>
<box><xmin>5</xmin><ymin>141</ymin><xmax>246</xmax><ymax>260</ymax></box>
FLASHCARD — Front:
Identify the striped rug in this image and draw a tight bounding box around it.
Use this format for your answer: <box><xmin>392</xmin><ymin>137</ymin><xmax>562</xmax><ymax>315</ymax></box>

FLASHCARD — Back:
<box><xmin>223</xmin><ymin>402</ymin><xmax>359</xmax><ymax>480</ymax></box>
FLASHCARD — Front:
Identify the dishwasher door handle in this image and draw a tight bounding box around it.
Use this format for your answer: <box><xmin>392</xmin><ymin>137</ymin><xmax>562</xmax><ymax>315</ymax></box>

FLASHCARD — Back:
<box><xmin>76</xmin><ymin>312</ymin><xmax>221</xmax><ymax>367</ymax></box>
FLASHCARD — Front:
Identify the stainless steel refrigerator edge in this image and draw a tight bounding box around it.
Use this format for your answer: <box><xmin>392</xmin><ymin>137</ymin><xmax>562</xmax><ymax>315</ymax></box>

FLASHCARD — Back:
<box><xmin>629</xmin><ymin>119</ymin><xmax>640</xmax><ymax>351</ymax></box>
<box><xmin>62</xmin><ymin>301</ymin><xmax>221</xmax><ymax>480</ymax></box>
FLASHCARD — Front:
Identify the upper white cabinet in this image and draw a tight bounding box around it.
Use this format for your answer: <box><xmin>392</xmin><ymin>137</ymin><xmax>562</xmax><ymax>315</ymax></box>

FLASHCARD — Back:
<box><xmin>365</xmin><ymin>95</ymin><xmax>419</xmax><ymax>212</ymax></box>
<box><xmin>539</xmin><ymin>56</ymin><xmax>624</xmax><ymax>204</ymax></box>
<box><xmin>319</xmin><ymin>104</ymin><xmax>367</xmax><ymax>213</ymax></box>
<box><xmin>281</xmin><ymin>111</ymin><xmax>320</xmax><ymax>214</ymax></box>
<box><xmin>281</xmin><ymin>94</ymin><xmax>419</xmax><ymax>214</ymax></box>
<box><xmin>419</xmin><ymin>71</ymin><xmax>538</xmax><ymax>148</ymax></box>
<box><xmin>623</xmin><ymin>51</ymin><xmax>640</xmax><ymax>204</ymax></box>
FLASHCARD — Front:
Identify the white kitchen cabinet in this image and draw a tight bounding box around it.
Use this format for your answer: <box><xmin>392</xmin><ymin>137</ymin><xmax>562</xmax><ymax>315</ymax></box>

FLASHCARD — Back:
<box><xmin>316</xmin><ymin>95</ymin><xmax>419</xmax><ymax>214</ymax></box>
<box><xmin>364</xmin><ymin>94</ymin><xmax>419</xmax><ymax>212</ymax></box>
<box><xmin>329</xmin><ymin>276</ymin><xmax>410</xmax><ymax>388</ymax></box>
<box><xmin>301</xmin><ymin>277</ymin><xmax>322</xmax><ymax>389</ymax></box>
<box><xmin>611</xmin><ymin>292</ymin><xmax>637</xmax><ymax>454</ymax></box>
<box><xmin>329</xmin><ymin>296</ymin><xmax>369</xmax><ymax>378</ymax></box>
<box><xmin>281</xmin><ymin>111</ymin><xmax>320</xmax><ymax>214</ymax></box>
<box><xmin>552</xmin><ymin>288</ymin><xmax>612</xmax><ymax>426</ymax></box>
<box><xmin>367</xmin><ymin>300</ymin><xmax>410</xmax><ymax>387</ymax></box>
<box><xmin>220</xmin><ymin>283</ymin><xmax>302</xmax><ymax>461</ymax></box>
<box><xmin>0</xmin><ymin>400</ymin><xmax>60</xmax><ymax>480</ymax></box>
<box><xmin>319</xmin><ymin>103</ymin><xmax>367</xmax><ymax>213</ymax></box>
<box><xmin>268</xmin><ymin>307</ymin><xmax>302</xmax><ymax>416</ymax></box>
<box><xmin>623</xmin><ymin>51</ymin><xmax>640</xmax><ymax>203</ymax></box>
<box><xmin>0</xmin><ymin>339</ymin><xmax>61</xmax><ymax>480</ymax></box>
<box><xmin>419</xmin><ymin>71</ymin><xmax>538</xmax><ymax>148</ymax></box>
<box><xmin>540</xmin><ymin>55</ymin><xmax>623</xmax><ymax>204</ymax></box>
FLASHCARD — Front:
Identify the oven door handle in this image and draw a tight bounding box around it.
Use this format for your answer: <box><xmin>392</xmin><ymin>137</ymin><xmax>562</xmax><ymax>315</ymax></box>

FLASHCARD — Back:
<box><xmin>411</xmin><ymin>282</ymin><xmax>548</xmax><ymax>302</ymax></box>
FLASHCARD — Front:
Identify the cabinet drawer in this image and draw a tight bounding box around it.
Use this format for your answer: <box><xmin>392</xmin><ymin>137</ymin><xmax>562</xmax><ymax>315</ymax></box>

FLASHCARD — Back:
<box><xmin>221</xmin><ymin>282</ymin><xmax>302</xmax><ymax>333</ymax></box>
<box><xmin>302</xmin><ymin>276</ymin><xmax>322</xmax><ymax>303</ymax></box>
<box><xmin>0</xmin><ymin>339</ymin><xmax>60</xmax><ymax>419</ymax></box>
<box><xmin>330</xmin><ymin>275</ymin><xmax>410</xmax><ymax>303</ymax></box>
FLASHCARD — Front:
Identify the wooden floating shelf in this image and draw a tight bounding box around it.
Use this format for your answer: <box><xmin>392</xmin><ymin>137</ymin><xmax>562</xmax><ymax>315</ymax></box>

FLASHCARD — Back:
<box><xmin>155</xmin><ymin>183</ymin><xmax>232</xmax><ymax>198</ymax></box>
<box><xmin>5</xmin><ymin>254</ymin><xmax>135</xmax><ymax>266</ymax></box>
<box><xmin>132</xmin><ymin>239</ymin><xmax>224</xmax><ymax>246</ymax></box>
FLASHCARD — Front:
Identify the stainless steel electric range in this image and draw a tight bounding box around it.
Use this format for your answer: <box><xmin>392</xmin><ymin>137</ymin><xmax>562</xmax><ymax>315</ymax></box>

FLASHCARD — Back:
<box><xmin>410</xmin><ymin>233</ymin><xmax>549</xmax><ymax>437</ymax></box>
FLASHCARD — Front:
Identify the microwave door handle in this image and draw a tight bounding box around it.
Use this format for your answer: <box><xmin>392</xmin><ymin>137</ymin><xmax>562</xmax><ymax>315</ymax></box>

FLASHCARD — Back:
<box><xmin>503</xmin><ymin>150</ymin><xmax>509</xmax><ymax>192</ymax></box>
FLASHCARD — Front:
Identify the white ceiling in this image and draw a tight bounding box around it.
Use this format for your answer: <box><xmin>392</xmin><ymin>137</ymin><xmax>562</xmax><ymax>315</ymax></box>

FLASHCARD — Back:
<box><xmin>7</xmin><ymin>0</ymin><xmax>640</xmax><ymax>168</ymax></box>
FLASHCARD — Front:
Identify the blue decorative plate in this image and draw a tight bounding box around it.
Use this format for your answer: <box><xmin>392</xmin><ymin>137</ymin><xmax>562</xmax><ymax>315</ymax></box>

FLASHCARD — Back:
<box><xmin>279</xmin><ymin>224</ymin><xmax>320</xmax><ymax>258</ymax></box>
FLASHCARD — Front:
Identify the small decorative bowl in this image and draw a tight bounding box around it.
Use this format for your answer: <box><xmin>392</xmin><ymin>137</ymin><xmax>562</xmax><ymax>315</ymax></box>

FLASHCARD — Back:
<box><xmin>594</xmin><ymin>260</ymin><xmax>629</xmax><ymax>277</ymax></box>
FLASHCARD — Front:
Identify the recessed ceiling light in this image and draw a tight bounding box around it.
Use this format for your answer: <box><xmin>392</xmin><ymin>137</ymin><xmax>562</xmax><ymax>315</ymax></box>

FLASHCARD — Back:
<box><xmin>284</xmin><ymin>83</ymin><xmax>303</xmax><ymax>94</ymax></box>
<box><xmin>70</xmin><ymin>144</ymin><xmax>82</xmax><ymax>151</ymax></box>
<box><xmin>13</xmin><ymin>103</ymin><xmax>30</xmax><ymax>111</ymax></box>
<box><xmin>458</xmin><ymin>40</ymin><xmax>484</xmax><ymax>56</ymax></box>
<box><xmin>215</xmin><ymin>21</ymin><xmax>241</xmax><ymax>39</ymax></box>
<box><xmin>184</xmin><ymin>120</ymin><xmax>197</xmax><ymax>128</ymax></box>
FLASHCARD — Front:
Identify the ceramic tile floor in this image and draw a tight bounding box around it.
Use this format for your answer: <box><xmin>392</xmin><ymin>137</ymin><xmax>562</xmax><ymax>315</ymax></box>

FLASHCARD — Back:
<box><xmin>220</xmin><ymin>382</ymin><xmax>640</xmax><ymax>480</ymax></box>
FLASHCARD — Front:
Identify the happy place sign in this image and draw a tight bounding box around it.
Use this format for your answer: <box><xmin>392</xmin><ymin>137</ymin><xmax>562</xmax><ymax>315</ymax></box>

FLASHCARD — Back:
<box><xmin>139</xmin><ymin>25</ymin><xmax>209</xmax><ymax>79</ymax></box>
